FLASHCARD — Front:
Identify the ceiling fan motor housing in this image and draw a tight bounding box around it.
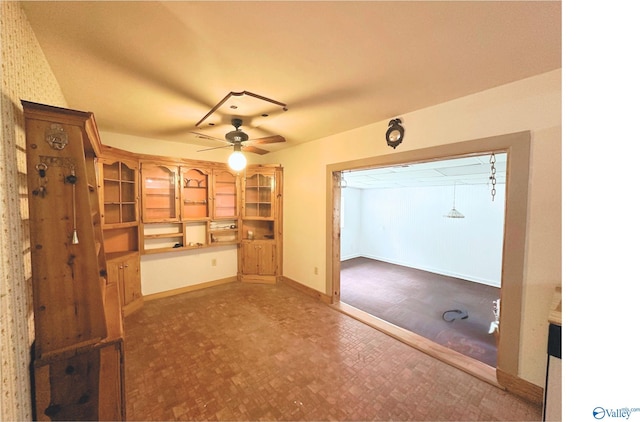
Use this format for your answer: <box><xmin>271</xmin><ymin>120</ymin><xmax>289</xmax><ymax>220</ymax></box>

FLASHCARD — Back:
<box><xmin>195</xmin><ymin>114</ymin><xmax>285</xmax><ymax>154</ymax></box>
<box><xmin>226</xmin><ymin>130</ymin><xmax>249</xmax><ymax>143</ymax></box>
<box><xmin>226</xmin><ymin>119</ymin><xmax>248</xmax><ymax>142</ymax></box>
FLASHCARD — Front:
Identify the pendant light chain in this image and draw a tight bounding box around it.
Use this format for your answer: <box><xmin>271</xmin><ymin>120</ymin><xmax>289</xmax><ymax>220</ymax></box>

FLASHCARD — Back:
<box><xmin>489</xmin><ymin>153</ymin><xmax>497</xmax><ymax>201</ymax></box>
<box><xmin>340</xmin><ymin>173</ymin><xmax>348</xmax><ymax>188</ymax></box>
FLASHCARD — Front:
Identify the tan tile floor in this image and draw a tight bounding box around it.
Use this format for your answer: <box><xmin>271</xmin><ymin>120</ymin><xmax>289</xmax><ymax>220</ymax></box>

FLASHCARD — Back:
<box><xmin>124</xmin><ymin>282</ymin><xmax>541</xmax><ymax>421</ymax></box>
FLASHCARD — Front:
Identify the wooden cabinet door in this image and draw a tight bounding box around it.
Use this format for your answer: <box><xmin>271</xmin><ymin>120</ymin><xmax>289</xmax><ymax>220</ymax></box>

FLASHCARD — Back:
<box><xmin>120</xmin><ymin>255</ymin><xmax>141</xmax><ymax>307</ymax></box>
<box><xmin>258</xmin><ymin>242</ymin><xmax>276</xmax><ymax>276</ymax></box>
<box><xmin>242</xmin><ymin>241</ymin><xmax>276</xmax><ymax>276</ymax></box>
<box><xmin>241</xmin><ymin>241</ymin><xmax>260</xmax><ymax>275</ymax></box>
<box><xmin>107</xmin><ymin>255</ymin><xmax>141</xmax><ymax>308</ymax></box>
<box><xmin>33</xmin><ymin>342</ymin><xmax>125</xmax><ymax>421</ymax></box>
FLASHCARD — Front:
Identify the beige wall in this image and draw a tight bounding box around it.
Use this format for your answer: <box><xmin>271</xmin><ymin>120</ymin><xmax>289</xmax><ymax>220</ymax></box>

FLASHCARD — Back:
<box><xmin>0</xmin><ymin>2</ymin><xmax>68</xmax><ymax>420</ymax></box>
<box><xmin>268</xmin><ymin>69</ymin><xmax>561</xmax><ymax>387</ymax></box>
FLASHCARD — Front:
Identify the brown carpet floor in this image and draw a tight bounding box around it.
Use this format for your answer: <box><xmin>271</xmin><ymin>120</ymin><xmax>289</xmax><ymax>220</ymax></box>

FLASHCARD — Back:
<box><xmin>123</xmin><ymin>281</ymin><xmax>540</xmax><ymax>421</ymax></box>
<box><xmin>340</xmin><ymin>257</ymin><xmax>499</xmax><ymax>366</ymax></box>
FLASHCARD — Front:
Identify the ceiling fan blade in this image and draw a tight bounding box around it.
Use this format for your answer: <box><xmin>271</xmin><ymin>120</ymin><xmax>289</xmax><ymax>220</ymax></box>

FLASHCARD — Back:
<box><xmin>197</xmin><ymin>144</ymin><xmax>232</xmax><ymax>153</ymax></box>
<box><xmin>242</xmin><ymin>145</ymin><xmax>270</xmax><ymax>155</ymax></box>
<box><xmin>251</xmin><ymin>135</ymin><xmax>285</xmax><ymax>145</ymax></box>
<box><xmin>191</xmin><ymin>131</ymin><xmax>228</xmax><ymax>143</ymax></box>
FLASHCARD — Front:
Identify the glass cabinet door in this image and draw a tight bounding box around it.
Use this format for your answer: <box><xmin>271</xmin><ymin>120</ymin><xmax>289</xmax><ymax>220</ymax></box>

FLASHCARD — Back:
<box><xmin>101</xmin><ymin>159</ymin><xmax>138</xmax><ymax>225</ymax></box>
<box><xmin>141</xmin><ymin>163</ymin><xmax>179</xmax><ymax>222</ymax></box>
<box><xmin>181</xmin><ymin>167</ymin><xmax>211</xmax><ymax>220</ymax></box>
<box><xmin>243</xmin><ymin>172</ymin><xmax>275</xmax><ymax>219</ymax></box>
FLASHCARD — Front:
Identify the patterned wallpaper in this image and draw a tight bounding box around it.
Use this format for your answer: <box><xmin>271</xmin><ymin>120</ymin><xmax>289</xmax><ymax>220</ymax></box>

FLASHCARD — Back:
<box><xmin>0</xmin><ymin>2</ymin><xmax>67</xmax><ymax>420</ymax></box>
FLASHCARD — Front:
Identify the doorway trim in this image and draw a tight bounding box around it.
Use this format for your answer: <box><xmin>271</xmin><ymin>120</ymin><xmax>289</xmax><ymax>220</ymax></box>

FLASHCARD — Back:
<box><xmin>326</xmin><ymin>131</ymin><xmax>531</xmax><ymax>388</ymax></box>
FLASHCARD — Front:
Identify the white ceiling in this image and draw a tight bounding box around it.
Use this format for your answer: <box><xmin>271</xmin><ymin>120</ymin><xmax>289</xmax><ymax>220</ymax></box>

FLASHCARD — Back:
<box><xmin>342</xmin><ymin>153</ymin><xmax>506</xmax><ymax>189</ymax></box>
<box><xmin>20</xmin><ymin>1</ymin><xmax>561</xmax><ymax>155</ymax></box>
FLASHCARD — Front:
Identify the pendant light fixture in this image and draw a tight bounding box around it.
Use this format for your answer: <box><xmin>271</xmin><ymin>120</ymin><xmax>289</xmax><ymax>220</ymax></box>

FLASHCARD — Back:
<box><xmin>444</xmin><ymin>181</ymin><xmax>465</xmax><ymax>219</ymax></box>
<box><xmin>228</xmin><ymin>143</ymin><xmax>247</xmax><ymax>171</ymax></box>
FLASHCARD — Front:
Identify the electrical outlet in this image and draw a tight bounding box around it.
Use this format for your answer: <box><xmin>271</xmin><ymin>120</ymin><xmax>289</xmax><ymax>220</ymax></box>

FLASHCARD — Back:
<box><xmin>211</xmin><ymin>258</ymin><xmax>217</xmax><ymax>267</ymax></box>
<box><xmin>314</xmin><ymin>266</ymin><xmax>318</xmax><ymax>275</ymax></box>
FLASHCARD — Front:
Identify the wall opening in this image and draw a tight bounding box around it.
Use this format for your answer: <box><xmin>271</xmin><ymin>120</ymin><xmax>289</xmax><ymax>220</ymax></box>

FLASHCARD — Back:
<box><xmin>326</xmin><ymin>131</ymin><xmax>530</xmax><ymax>385</ymax></box>
<box><xmin>339</xmin><ymin>153</ymin><xmax>506</xmax><ymax>367</ymax></box>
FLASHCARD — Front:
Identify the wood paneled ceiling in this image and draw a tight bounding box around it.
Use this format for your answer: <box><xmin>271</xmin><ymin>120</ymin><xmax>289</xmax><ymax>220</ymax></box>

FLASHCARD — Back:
<box><xmin>21</xmin><ymin>1</ymin><xmax>561</xmax><ymax>154</ymax></box>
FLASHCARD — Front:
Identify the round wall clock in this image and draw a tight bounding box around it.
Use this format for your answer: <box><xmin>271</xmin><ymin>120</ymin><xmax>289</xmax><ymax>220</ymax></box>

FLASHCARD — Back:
<box><xmin>386</xmin><ymin>118</ymin><xmax>404</xmax><ymax>149</ymax></box>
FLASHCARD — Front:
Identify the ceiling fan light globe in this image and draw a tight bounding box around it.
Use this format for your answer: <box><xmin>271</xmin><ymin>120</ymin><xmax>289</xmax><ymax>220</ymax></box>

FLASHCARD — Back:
<box><xmin>228</xmin><ymin>150</ymin><xmax>247</xmax><ymax>171</ymax></box>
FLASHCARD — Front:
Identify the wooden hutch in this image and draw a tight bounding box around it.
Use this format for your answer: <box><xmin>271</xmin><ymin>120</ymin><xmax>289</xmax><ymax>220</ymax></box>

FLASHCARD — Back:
<box><xmin>23</xmin><ymin>101</ymin><xmax>126</xmax><ymax>420</ymax></box>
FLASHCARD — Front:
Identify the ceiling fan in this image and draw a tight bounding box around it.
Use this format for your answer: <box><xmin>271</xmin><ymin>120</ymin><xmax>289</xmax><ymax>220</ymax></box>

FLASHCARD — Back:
<box><xmin>194</xmin><ymin>118</ymin><xmax>285</xmax><ymax>155</ymax></box>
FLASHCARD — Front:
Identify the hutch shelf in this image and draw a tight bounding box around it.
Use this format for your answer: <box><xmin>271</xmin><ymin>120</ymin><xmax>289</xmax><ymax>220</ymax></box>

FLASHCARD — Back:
<box><xmin>140</xmin><ymin>166</ymin><xmax>241</xmax><ymax>254</ymax></box>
